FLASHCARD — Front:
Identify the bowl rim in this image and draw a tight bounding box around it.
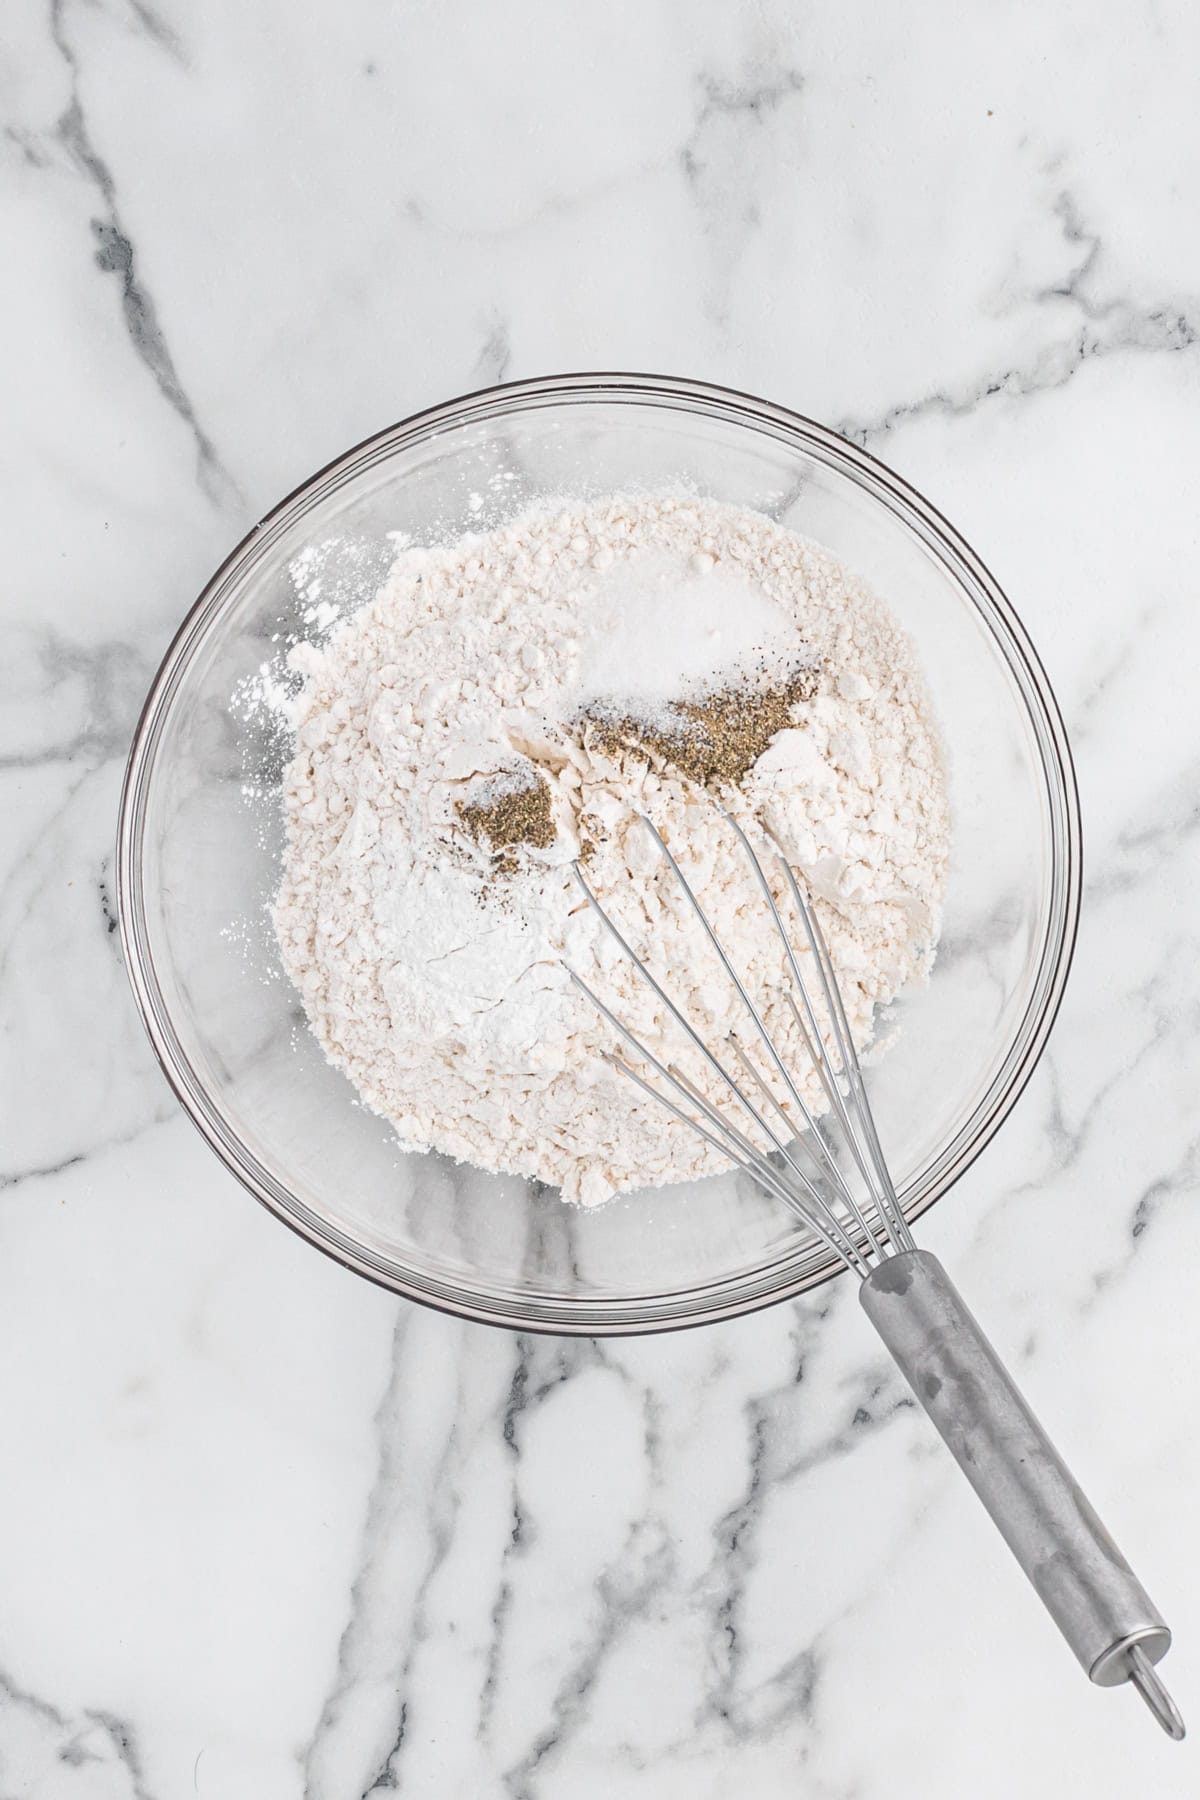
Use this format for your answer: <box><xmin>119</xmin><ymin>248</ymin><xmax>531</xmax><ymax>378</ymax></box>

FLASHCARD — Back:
<box><xmin>117</xmin><ymin>370</ymin><xmax>1082</xmax><ymax>1334</ymax></box>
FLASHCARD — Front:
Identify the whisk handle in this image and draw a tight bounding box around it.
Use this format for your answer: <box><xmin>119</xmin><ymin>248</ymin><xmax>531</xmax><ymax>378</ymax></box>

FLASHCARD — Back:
<box><xmin>860</xmin><ymin>1250</ymin><xmax>1179</xmax><ymax>1728</ymax></box>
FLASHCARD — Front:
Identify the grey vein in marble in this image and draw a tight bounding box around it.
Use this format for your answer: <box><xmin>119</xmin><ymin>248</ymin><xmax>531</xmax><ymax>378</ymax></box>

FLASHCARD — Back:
<box><xmin>681</xmin><ymin>58</ymin><xmax>806</xmax><ymax>337</ymax></box>
<box><xmin>0</xmin><ymin>1664</ymin><xmax>158</xmax><ymax>1800</ymax></box>
<box><xmin>842</xmin><ymin>190</ymin><xmax>1199</xmax><ymax>445</ymax></box>
<box><xmin>48</xmin><ymin>0</ymin><xmax>240</xmax><ymax>509</ymax></box>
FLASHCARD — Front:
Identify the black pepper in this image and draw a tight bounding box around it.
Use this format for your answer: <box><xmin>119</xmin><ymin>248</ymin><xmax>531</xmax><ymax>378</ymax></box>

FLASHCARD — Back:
<box><xmin>456</xmin><ymin>772</ymin><xmax>557</xmax><ymax>875</ymax></box>
<box><xmin>581</xmin><ymin>663</ymin><xmax>820</xmax><ymax>788</ymax></box>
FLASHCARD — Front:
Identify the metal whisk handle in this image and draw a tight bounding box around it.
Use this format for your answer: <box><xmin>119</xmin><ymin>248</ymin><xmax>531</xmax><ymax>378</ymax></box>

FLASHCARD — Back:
<box><xmin>861</xmin><ymin>1250</ymin><xmax>1182</xmax><ymax>1736</ymax></box>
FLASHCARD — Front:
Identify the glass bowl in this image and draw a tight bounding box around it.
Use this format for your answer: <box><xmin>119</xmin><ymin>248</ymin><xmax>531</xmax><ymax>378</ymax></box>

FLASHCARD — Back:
<box><xmin>117</xmin><ymin>374</ymin><xmax>1080</xmax><ymax>1334</ymax></box>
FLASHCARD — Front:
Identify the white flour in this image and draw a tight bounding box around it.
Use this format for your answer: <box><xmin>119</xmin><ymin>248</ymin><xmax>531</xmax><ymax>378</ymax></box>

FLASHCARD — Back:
<box><xmin>273</xmin><ymin>495</ymin><xmax>950</xmax><ymax>1205</ymax></box>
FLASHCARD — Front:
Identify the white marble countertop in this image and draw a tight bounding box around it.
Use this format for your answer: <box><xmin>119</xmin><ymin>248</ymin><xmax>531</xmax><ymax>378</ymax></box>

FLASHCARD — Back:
<box><xmin>5</xmin><ymin>2</ymin><xmax>1200</xmax><ymax>1793</ymax></box>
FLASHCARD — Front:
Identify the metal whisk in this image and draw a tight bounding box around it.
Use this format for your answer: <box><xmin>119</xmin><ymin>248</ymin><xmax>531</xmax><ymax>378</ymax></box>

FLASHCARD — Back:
<box><xmin>567</xmin><ymin>807</ymin><xmax>1184</xmax><ymax>1740</ymax></box>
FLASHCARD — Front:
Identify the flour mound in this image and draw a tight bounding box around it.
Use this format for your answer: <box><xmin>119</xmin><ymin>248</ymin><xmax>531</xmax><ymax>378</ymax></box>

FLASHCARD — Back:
<box><xmin>272</xmin><ymin>495</ymin><xmax>950</xmax><ymax>1206</ymax></box>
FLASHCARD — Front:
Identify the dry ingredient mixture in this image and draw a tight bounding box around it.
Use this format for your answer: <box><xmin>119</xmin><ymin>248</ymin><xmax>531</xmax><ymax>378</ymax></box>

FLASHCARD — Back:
<box><xmin>273</xmin><ymin>495</ymin><xmax>950</xmax><ymax>1206</ymax></box>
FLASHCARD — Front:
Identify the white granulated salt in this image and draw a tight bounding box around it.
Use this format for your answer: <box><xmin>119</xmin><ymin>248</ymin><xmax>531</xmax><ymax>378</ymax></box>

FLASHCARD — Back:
<box><xmin>575</xmin><ymin>548</ymin><xmax>798</xmax><ymax>706</ymax></box>
<box><xmin>272</xmin><ymin>494</ymin><xmax>950</xmax><ymax>1206</ymax></box>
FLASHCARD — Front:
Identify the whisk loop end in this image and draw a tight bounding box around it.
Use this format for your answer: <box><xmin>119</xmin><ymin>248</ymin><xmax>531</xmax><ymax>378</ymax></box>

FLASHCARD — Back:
<box><xmin>1128</xmin><ymin>1643</ymin><xmax>1187</xmax><ymax>1741</ymax></box>
<box><xmin>565</xmin><ymin>805</ymin><xmax>1182</xmax><ymax>1740</ymax></box>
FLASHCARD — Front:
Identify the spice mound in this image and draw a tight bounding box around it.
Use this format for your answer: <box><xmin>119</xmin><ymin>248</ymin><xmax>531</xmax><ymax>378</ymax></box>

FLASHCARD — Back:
<box><xmin>456</xmin><ymin>769</ymin><xmax>556</xmax><ymax>874</ymax></box>
<box><xmin>273</xmin><ymin>495</ymin><xmax>950</xmax><ymax>1206</ymax></box>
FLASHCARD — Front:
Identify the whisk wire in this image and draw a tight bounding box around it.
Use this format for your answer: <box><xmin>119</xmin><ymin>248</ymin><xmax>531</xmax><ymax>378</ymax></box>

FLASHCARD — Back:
<box><xmin>773</xmin><ymin>846</ymin><xmax>915</xmax><ymax>1254</ymax></box>
<box><xmin>724</xmin><ymin>1033</ymin><xmax>887</xmax><ymax>1266</ymax></box>
<box><xmin>569</xmin><ymin>818</ymin><xmax>909</xmax><ymax>1277</ymax></box>
<box><xmin>635</xmin><ymin>818</ymin><xmax>893</xmax><ymax>1263</ymax></box>
<box><xmin>713</xmin><ymin>808</ymin><xmax>908</xmax><ymax>1258</ymax></box>
<box><xmin>565</xmin><ymin>941</ymin><xmax>869</xmax><ymax>1273</ymax></box>
<box><xmin>664</xmin><ymin>1060</ymin><xmax>871</xmax><ymax>1277</ymax></box>
<box><xmin>606</xmin><ymin>1050</ymin><xmax>870</xmax><ymax>1276</ymax></box>
<box><xmin>715</xmin><ymin>810</ymin><xmax>908</xmax><ymax>1261</ymax></box>
<box><xmin>637</xmin><ymin>818</ymin><xmax>820</xmax><ymax>1120</ymax></box>
<box><xmin>568</xmin><ymin>864</ymin><xmax>828</xmax><ymax>1188</ymax></box>
<box><xmin>564</xmin><ymin>874</ymin><xmax>870</xmax><ymax>1276</ymax></box>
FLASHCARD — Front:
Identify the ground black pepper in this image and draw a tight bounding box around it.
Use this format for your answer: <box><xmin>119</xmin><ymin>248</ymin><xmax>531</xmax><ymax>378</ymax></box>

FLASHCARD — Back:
<box><xmin>456</xmin><ymin>773</ymin><xmax>557</xmax><ymax>874</ymax></box>
<box><xmin>581</xmin><ymin>664</ymin><xmax>820</xmax><ymax>787</ymax></box>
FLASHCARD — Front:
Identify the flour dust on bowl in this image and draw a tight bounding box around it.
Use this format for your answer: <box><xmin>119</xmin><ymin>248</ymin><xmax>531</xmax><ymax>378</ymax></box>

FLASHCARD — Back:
<box><xmin>118</xmin><ymin>374</ymin><xmax>1080</xmax><ymax>1333</ymax></box>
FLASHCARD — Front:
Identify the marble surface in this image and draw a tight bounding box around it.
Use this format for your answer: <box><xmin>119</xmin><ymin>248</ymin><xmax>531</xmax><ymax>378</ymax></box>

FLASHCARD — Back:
<box><xmin>4</xmin><ymin>0</ymin><xmax>1200</xmax><ymax>1793</ymax></box>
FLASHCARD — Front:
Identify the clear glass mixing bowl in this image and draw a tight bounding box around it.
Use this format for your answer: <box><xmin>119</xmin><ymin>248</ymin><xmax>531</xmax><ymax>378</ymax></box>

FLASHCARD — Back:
<box><xmin>118</xmin><ymin>374</ymin><xmax>1080</xmax><ymax>1333</ymax></box>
